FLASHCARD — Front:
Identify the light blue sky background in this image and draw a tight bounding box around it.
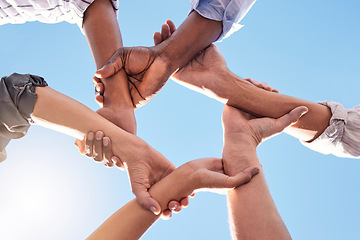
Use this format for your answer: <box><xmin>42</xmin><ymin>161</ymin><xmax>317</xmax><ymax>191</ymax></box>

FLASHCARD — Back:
<box><xmin>0</xmin><ymin>0</ymin><xmax>360</xmax><ymax>239</ymax></box>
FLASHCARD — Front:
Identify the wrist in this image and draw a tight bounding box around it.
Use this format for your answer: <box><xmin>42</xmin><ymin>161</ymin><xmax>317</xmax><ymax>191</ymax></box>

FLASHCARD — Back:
<box><xmin>148</xmin><ymin>165</ymin><xmax>195</xmax><ymax>211</ymax></box>
<box><xmin>223</xmin><ymin>140</ymin><xmax>259</xmax><ymax>176</ymax></box>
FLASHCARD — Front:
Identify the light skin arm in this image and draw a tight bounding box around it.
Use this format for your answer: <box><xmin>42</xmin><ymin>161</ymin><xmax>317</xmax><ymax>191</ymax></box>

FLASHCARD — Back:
<box><xmin>83</xmin><ymin>0</ymin><xmax>136</xmax><ymax>134</ymax></box>
<box><xmin>87</xmin><ymin>158</ymin><xmax>259</xmax><ymax>240</ymax></box>
<box><xmin>225</xmin><ymin>144</ymin><xmax>291</xmax><ymax>239</ymax></box>
<box><xmin>32</xmin><ymin>86</ymin><xmax>175</xmax><ymax>214</ymax></box>
<box><xmin>156</xmin><ymin>21</ymin><xmax>330</xmax><ymax>142</ymax></box>
<box><xmin>222</xmin><ymin>105</ymin><xmax>308</xmax><ymax>239</ymax></box>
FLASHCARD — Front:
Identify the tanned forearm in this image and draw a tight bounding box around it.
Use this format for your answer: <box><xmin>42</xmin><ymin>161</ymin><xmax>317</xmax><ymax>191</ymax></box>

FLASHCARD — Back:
<box><xmin>32</xmin><ymin>87</ymin><xmax>143</xmax><ymax>160</ymax></box>
<box><xmin>222</xmin><ymin>71</ymin><xmax>331</xmax><ymax>142</ymax></box>
<box><xmin>87</xmin><ymin>166</ymin><xmax>191</xmax><ymax>240</ymax></box>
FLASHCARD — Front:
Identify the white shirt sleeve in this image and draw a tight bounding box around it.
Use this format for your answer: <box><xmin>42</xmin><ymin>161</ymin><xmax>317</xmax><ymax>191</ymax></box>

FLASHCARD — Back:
<box><xmin>301</xmin><ymin>101</ymin><xmax>360</xmax><ymax>159</ymax></box>
<box><xmin>189</xmin><ymin>0</ymin><xmax>256</xmax><ymax>41</ymax></box>
<box><xmin>0</xmin><ymin>0</ymin><xmax>119</xmax><ymax>29</ymax></box>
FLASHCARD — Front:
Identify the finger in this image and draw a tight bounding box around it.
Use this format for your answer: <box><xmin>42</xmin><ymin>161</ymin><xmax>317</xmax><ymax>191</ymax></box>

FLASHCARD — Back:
<box><xmin>112</xmin><ymin>156</ymin><xmax>125</xmax><ymax>171</ymax></box>
<box><xmin>153</xmin><ymin>31</ymin><xmax>162</xmax><ymax>45</ymax></box>
<box><xmin>206</xmin><ymin>166</ymin><xmax>259</xmax><ymax>189</ymax></box>
<box><xmin>275</xmin><ymin>106</ymin><xmax>309</xmax><ymax>132</ymax></box>
<box><xmin>165</xmin><ymin>19</ymin><xmax>176</xmax><ymax>34</ymax></box>
<box><xmin>272</xmin><ymin>88</ymin><xmax>280</xmax><ymax>93</ymax></box>
<box><xmin>96</xmin><ymin>82</ymin><xmax>104</xmax><ymax>95</ymax></box>
<box><xmin>95</xmin><ymin>95</ymin><xmax>104</xmax><ymax>106</ymax></box>
<box><xmin>225</xmin><ymin>166</ymin><xmax>260</xmax><ymax>188</ymax></box>
<box><xmin>161</xmin><ymin>23</ymin><xmax>171</xmax><ymax>40</ymax></box>
<box><xmin>85</xmin><ymin>132</ymin><xmax>95</xmax><ymax>158</ymax></box>
<box><xmin>93</xmin><ymin>131</ymin><xmax>104</xmax><ymax>162</ymax></box>
<box><xmin>189</xmin><ymin>192</ymin><xmax>196</xmax><ymax>198</ymax></box>
<box><xmin>260</xmin><ymin>82</ymin><xmax>272</xmax><ymax>91</ymax></box>
<box><xmin>160</xmin><ymin>210</ymin><xmax>172</xmax><ymax>220</ymax></box>
<box><xmin>95</xmin><ymin>49</ymin><xmax>124</xmax><ymax>78</ymax></box>
<box><xmin>92</xmin><ymin>76</ymin><xmax>101</xmax><ymax>85</ymax></box>
<box><xmin>180</xmin><ymin>197</ymin><xmax>189</xmax><ymax>208</ymax></box>
<box><xmin>75</xmin><ymin>139</ymin><xmax>85</xmax><ymax>154</ymax></box>
<box><xmin>103</xmin><ymin>137</ymin><xmax>114</xmax><ymax>168</ymax></box>
<box><xmin>168</xmin><ymin>200</ymin><xmax>182</xmax><ymax>213</ymax></box>
<box><xmin>133</xmin><ymin>185</ymin><xmax>161</xmax><ymax>215</ymax></box>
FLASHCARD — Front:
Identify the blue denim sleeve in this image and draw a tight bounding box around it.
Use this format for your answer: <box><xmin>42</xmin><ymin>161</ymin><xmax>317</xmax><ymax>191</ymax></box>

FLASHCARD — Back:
<box><xmin>189</xmin><ymin>0</ymin><xmax>256</xmax><ymax>41</ymax></box>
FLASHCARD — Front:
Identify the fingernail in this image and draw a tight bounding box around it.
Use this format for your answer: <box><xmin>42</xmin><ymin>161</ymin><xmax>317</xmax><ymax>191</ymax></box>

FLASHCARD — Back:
<box><xmin>88</xmin><ymin>134</ymin><xmax>93</xmax><ymax>141</ymax></box>
<box><xmin>95</xmin><ymin>85</ymin><xmax>100</xmax><ymax>92</ymax></box>
<box><xmin>85</xmin><ymin>146</ymin><xmax>90</xmax><ymax>155</ymax></box>
<box><xmin>252</xmin><ymin>168</ymin><xmax>260</xmax><ymax>175</ymax></box>
<box><xmin>150</xmin><ymin>206</ymin><xmax>159</xmax><ymax>215</ymax></box>
<box><xmin>96</xmin><ymin>132</ymin><xmax>102</xmax><ymax>140</ymax></box>
<box><xmin>171</xmin><ymin>204</ymin><xmax>178</xmax><ymax>211</ymax></box>
<box><xmin>103</xmin><ymin>138</ymin><xmax>109</xmax><ymax>146</ymax></box>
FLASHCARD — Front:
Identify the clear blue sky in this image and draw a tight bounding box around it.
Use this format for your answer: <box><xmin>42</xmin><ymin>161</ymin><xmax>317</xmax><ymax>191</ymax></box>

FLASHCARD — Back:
<box><xmin>0</xmin><ymin>0</ymin><xmax>360</xmax><ymax>239</ymax></box>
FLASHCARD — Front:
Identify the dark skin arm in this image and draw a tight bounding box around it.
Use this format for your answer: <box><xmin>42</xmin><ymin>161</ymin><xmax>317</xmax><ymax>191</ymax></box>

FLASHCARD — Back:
<box><xmin>83</xmin><ymin>0</ymin><xmax>136</xmax><ymax>135</ymax></box>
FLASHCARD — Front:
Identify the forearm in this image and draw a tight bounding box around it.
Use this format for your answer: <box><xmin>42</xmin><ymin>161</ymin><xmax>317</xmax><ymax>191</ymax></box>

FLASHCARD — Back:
<box><xmin>157</xmin><ymin>11</ymin><xmax>222</xmax><ymax>71</ymax></box>
<box><xmin>32</xmin><ymin>87</ymin><xmax>140</xmax><ymax>157</ymax></box>
<box><xmin>225</xmin><ymin>145</ymin><xmax>291</xmax><ymax>240</ymax></box>
<box><xmin>87</xmin><ymin>167</ymin><xmax>191</xmax><ymax>240</ymax></box>
<box><xmin>83</xmin><ymin>0</ymin><xmax>133</xmax><ymax>108</ymax></box>
<box><xmin>220</xmin><ymin>71</ymin><xmax>331</xmax><ymax>142</ymax></box>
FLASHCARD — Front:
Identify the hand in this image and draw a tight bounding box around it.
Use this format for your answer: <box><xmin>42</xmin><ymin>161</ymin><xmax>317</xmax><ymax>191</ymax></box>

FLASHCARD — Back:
<box><xmin>176</xmin><ymin>157</ymin><xmax>259</xmax><ymax>195</ymax></box>
<box><xmin>222</xmin><ymin>105</ymin><xmax>308</xmax><ymax>176</ymax></box>
<box><xmin>157</xmin><ymin>21</ymin><xmax>278</xmax><ymax>99</ymax></box>
<box><xmin>124</xmin><ymin>144</ymin><xmax>177</xmax><ymax>215</ymax></box>
<box><xmin>94</xmin><ymin>45</ymin><xmax>173</xmax><ymax>108</ymax></box>
<box><xmin>75</xmin><ymin>131</ymin><xmax>124</xmax><ymax>169</ymax></box>
<box><xmin>243</xmin><ymin>78</ymin><xmax>279</xmax><ymax>93</ymax></box>
<box><xmin>94</xmin><ymin>20</ymin><xmax>278</xmax><ymax>106</ymax></box>
<box><xmin>76</xmin><ymin>131</ymin><xmax>190</xmax><ymax>218</ymax></box>
<box><xmin>222</xmin><ymin>105</ymin><xmax>308</xmax><ymax>147</ymax></box>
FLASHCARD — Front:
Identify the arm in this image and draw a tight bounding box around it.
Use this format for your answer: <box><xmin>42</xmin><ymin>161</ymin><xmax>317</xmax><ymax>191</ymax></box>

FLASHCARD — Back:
<box><xmin>32</xmin><ymin>86</ymin><xmax>175</xmax><ymax>214</ymax></box>
<box><xmin>221</xmin><ymin>105</ymin><xmax>308</xmax><ymax>239</ymax></box>
<box><xmin>87</xmin><ymin>158</ymin><xmax>259</xmax><ymax>240</ymax></box>
<box><xmin>154</xmin><ymin>20</ymin><xmax>330</xmax><ymax>143</ymax></box>
<box><xmin>93</xmin><ymin>11</ymin><xmax>224</xmax><ymax>108</ymax></box>
<box><xmin>172</xmin><ymin>44</ymin><xmax>331</xmax><ymax>143</ymax></box>
<box><xmin>225</xmin><ymin>143</ymin><xmax>290</xmax><ymax>239</ymax></box>
<box><xmin>83</xmin><ymin>0</ymin><xmax>136</xmax><ymax>134</ymax></box>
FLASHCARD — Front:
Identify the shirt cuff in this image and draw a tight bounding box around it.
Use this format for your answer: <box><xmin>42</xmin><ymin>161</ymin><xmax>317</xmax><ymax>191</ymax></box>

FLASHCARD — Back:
<box><xmin>301</xmin><ymin>101</ymin><xmax>360</xmax><ymax>159</ymax></box>
<box><xmin>189</xmin><ymin>0</ymin><xmax>256</xmax><ymax>41</ymax></box>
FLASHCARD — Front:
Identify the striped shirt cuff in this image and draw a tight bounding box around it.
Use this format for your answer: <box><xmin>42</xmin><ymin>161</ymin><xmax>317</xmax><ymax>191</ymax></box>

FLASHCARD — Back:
<box><xmin>302</xmin><ymin>101</ymin><xmax>360</xmax><ymax>159</ymax></box>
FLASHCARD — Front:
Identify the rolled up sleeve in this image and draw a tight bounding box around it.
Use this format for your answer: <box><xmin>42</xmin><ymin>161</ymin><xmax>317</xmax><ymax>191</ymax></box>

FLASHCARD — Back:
<box><xmin>302</xmin><ymin>101</ymin><xmax>360</xmax><ymax>159</ymax></box>
<box><xmin>0</xmin><ymin>73</ymin><xmax>48</xmax><ymax>162</ymax></box>
<box><xmin>189</xmin><ymin>0</ymin><xmax>256</xmax><ymax>41</ymax></box>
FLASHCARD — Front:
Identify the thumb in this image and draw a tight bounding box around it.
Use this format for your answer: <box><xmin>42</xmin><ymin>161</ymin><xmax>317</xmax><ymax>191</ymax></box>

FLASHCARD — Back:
<box><xmin>95</xmin><ymin>49</ymin><xmax>124</xmax><ymax>78</ymax></box>
<box><xmin>133</xmin><ymin>183</ymin><xmax>161</xmax><ymax>216</ymax></box>
<box><xmin>275</xmin><ymin>106</ymin><xmax>308</xmax><ymax>132</ymax></box>
<box><xmin>75</xmin><ymin>139</ymin><xmax>85</xmax><ymax>154</ymax></box>
<box><xmin>226</xmin><ymin>166</ymin><xmax>260</xmax><ymax>188</ymax></box>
